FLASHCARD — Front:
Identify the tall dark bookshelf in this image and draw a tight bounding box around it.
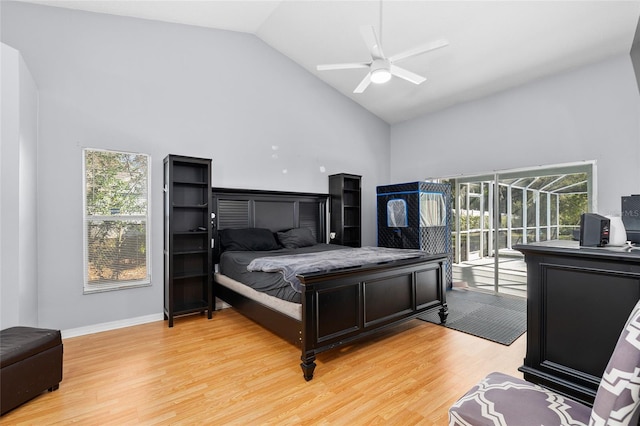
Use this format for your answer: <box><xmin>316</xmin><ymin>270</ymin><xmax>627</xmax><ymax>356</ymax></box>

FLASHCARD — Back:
<box><xmin>163</xmin><ymin>155</ymin><xmax>213</xmax><ymax>327</ymax></box>
<box><xmin>329</xmin><ymin>173</ymin><xmax>362</xmax><ymax>247</ymax></box>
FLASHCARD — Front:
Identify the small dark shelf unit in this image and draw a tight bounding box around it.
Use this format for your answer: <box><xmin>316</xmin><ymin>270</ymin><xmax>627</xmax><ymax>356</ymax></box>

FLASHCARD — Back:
<box><xmin>329</xmin><ymin>173</ymin><xmax>361</xmax><ymax>247</ymax></box>
<box><xmin>164</xmin><ymin>155</ymin><xmax>213</xmax><ymax>327</ymax></box>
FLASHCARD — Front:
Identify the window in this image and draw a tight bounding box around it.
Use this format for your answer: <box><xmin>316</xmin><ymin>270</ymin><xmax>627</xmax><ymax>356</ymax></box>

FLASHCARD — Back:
<box><xmin>83</xmin><ymin>149</ymin><xmax>151</xmax><ymax>293</ymax></box>
<box><xmin>387</xmin><ymin>199</ymin><xmax>408</xmax><ymax>227</ymax></box>
<box><xmin>420</xmin><ymin>192</ymin><xmax>446</xmax><ymax>227</ymax></box>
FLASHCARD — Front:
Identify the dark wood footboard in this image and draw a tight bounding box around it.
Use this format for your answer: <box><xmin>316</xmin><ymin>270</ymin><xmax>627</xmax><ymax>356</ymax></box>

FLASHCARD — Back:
<box><xmin>215</xmin><ymin>254</ymin><xmax>448</xmax><ymax>381</ymax></box>
<box><xmin>298</xmin><ymin>254</ymin><xmax>447</xmax><ymax>380</ymax></box>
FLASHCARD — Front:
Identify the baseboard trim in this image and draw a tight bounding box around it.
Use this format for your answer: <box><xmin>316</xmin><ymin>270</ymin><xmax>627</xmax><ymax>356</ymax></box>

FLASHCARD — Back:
<box><xmin>61</xmin><ymin>299</ymin><xmax>231</xmax><ymax>339</ymax></box>
<box><xmin>61</xmin><ymin>313</ymin><xmax>165</xmax><ymax>339</ymax></box>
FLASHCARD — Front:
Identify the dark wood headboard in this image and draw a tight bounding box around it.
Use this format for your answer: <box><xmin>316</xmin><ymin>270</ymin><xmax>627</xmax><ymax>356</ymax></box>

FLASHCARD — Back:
<box><xmin>211</xmin><ymin>187</ymin><xmax>329</xmax><ymax>262</ymax></box>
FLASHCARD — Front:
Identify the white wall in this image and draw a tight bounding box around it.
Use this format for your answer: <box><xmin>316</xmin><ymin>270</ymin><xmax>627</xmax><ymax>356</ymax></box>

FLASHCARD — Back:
<box><xmin>390</xmin><ymin>54</ymin><xmax>640</xmax><ymax>216</ymax></box>
<box><xmin>0</xmin><ymin>43</ymin><xmax>39</xmax><ymax>329</ymax></box>
<box><xmin>1</xmin><ymin>2</ymin><xmax>389</xmax><ymax>331</ymax></box>
<box><xmin>632</xmin><ymin>18</ymin><xmax>639</xmax><ymax>93</ymax></box>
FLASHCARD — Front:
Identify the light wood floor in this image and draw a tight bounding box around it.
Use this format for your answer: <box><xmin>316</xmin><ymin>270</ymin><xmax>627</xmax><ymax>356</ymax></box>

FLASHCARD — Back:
<box><xmin>0</xmin><ymin>308</ymin><xmax>526</xmax><ymax>425</ymax></box>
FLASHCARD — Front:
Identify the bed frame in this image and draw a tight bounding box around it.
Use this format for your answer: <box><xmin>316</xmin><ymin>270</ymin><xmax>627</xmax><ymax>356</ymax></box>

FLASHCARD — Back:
<box><xmin>212</xmin><ymin>187</ymin><xmax>448</xmax><ymax>380</ymax></box>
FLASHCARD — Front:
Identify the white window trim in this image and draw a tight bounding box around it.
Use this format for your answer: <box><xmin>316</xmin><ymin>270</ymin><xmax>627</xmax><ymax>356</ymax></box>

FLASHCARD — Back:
<box><xmin>82</xmin><ymin>148</ymin><xmax>152</xmax><ymax>294</ymax></box>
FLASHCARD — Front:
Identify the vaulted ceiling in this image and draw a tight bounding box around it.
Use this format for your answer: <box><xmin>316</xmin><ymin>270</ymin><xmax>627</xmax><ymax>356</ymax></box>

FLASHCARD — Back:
<box><xmin>20</xmin><ymin>1</ymin><xmax>640</xmax><ymax>124</ymax></box>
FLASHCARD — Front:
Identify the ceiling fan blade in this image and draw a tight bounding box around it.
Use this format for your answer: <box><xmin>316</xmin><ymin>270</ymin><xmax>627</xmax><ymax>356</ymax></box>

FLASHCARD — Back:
<box><xmin>389</xmin><ymin>64</ymin><xmax>426</xmax><ymax>85</ymax></box>
<box><xmin>388</xmin><ymin>39</ymin><xmax>449</xmax><ymax>63</ymax></box>
<box><xmin>360</xmin><ymin>25</ymin><xmax>385</xmax><ymax>60</ymax></box>
<box><xmin>317</xmin><ymin>62</ymin><xmax>370</xmax><ymax>71</ymax></box>
<box><xmin>353</xmin><ymin>73</ymin><xmax>372</xmax><ymax>93</ymax></box>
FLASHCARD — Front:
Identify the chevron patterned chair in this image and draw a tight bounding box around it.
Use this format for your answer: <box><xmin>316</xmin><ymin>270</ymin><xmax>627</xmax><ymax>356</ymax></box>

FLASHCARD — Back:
<box><xmin>448</xmin><ymin>299</ymin><xmax>640</xmax><ymax>426</ymax></box>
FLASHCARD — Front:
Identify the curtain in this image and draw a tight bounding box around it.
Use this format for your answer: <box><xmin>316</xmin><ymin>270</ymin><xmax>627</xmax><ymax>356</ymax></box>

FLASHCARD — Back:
<box><xmin>420</xmin><ymin>192</ymin><xmax>446</xmax><ymax>227</ymax></box>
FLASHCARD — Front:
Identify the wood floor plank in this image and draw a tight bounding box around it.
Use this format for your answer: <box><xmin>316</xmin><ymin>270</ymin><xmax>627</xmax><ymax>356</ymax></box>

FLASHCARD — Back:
<box><xmin>0</xmin><ymin>308</ymin><xmax>525</xmax><ymax>425</ymax></box>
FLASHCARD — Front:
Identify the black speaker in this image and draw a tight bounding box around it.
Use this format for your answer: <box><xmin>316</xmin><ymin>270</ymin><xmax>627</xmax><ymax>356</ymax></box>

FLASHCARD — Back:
<box><xmin>579</xmin><ymin>213</ymin><xmax>610</xmax><ymax>247</ymax></box>
<box><xmin>622</xmin><ymin>195</ymin><xmax>640</xmax><ymax>243</ymax></box>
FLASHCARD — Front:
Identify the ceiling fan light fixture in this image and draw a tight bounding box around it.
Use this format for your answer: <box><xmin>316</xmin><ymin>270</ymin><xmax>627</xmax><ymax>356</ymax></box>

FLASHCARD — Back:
<box><xmin>370</xmin><ymin>59</ymin><xmax>391</xmax><ymax>84</ymax></box>
<box><xmin>371</xmin><ymin>68</ymin><xmax>391</xmax><ymax>84</ymax></box>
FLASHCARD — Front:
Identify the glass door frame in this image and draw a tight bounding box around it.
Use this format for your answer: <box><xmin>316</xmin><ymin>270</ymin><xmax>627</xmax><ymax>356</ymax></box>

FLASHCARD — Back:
<box><xmin>450</xmin><ymin>161</ymin><xmax>596</xmax><ymax>294</ymax></box>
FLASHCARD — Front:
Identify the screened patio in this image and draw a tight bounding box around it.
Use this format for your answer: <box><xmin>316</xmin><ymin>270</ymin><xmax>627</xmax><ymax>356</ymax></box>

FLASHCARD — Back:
<box><xmin>444</xmin><ymin>164</ymin><xmax>592</xmax><ymax>298</ymax></box>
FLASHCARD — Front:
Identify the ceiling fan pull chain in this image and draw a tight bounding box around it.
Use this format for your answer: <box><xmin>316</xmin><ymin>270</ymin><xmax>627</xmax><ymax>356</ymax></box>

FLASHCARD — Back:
<box><xmin>379</xmin><ymin>0</ymin><xmax>383</xmax><ymax>47</ymax></box>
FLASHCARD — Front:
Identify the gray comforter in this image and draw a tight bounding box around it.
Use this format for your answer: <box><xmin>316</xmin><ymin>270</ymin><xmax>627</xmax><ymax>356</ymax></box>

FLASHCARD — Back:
<box><xmin>219</xmin><ymin>244</ymin><xmax>346</xmax><ymax>303</ymax></box>
<box><xmin>247</xmin><ymin>246</ymin><xmax>427</xmax><ymax>293</ymax></box>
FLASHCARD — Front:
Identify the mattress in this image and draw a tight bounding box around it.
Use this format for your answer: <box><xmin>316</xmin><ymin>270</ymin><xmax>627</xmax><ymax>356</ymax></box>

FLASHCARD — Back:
<box><xmin>218</xmin><ymin>243</ymin><xmax>346</xmax><ymax>303</ymax></box>
<box><xmin>215</xmin><ymin>272</ymin><xmax>302</xmax><ymax>320</ymax></box>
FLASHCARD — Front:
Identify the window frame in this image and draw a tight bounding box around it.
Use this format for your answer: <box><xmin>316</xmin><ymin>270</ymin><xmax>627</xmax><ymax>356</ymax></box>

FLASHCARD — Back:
<box><xmin>82</xmin><ymin>148</ymin><xmax>151</xmax><ymax>294</ymax></box>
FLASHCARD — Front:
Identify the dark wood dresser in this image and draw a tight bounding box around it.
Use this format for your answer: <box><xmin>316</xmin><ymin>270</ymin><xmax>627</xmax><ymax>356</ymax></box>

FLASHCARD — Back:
<box><xmin>515</xmin><ymin>241</ymin><xmax>640</xmax><ymax>406</ymax></box>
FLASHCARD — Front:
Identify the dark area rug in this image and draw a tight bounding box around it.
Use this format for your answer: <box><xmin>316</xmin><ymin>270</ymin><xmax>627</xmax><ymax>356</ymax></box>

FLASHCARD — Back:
<box><xmin>418</xmin><ymin>289</ymin><xmax>526</xmax><ymax>345</ymax></box>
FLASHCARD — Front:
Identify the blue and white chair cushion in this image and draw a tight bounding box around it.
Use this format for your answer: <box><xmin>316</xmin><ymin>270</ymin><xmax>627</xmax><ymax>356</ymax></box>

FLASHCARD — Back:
<box><xmin>448</xmin><ymin>372</ymin><xmax>591</xmax><ymax>426</ymax></box>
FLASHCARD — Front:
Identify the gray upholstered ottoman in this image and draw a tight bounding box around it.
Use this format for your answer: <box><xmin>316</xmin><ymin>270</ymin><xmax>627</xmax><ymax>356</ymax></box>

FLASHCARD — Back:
<box><xmin>0</xmin><ymin>327</ymin><xmax>63</xmax><ymax>415</ymax></box>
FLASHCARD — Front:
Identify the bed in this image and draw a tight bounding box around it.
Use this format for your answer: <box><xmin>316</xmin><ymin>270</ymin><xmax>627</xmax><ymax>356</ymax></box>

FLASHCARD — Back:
<box><xmin>212</xmin><ymin>187</ymin><xmax>448</xmax><ymax>380</ymax></box>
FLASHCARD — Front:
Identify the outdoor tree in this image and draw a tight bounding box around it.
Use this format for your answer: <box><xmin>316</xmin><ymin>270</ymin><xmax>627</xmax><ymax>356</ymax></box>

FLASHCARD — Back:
<box><xmin>85</xmin><ymin>150</ymin><xmax>148</xmax><ymax>283</ymax></box>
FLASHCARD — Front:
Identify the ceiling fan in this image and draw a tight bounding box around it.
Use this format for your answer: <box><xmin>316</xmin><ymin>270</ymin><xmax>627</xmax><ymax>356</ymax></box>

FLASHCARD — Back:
<box><xmin>317</xmin><ymin>7</ymin><xmax>448</xmax><ymax>94</ymax></box>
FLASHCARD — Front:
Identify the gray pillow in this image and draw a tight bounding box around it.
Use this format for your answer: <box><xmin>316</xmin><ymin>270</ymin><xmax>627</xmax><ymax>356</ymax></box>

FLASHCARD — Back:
<box><xmin>277</xmin><ymin>228</ymin><xmax>317</xmax><ymax>249</ymax></box>
<box><xmin>219</xmin><ymin>228</ymin><xmax>281</xmax><ymax>252</ymax></box>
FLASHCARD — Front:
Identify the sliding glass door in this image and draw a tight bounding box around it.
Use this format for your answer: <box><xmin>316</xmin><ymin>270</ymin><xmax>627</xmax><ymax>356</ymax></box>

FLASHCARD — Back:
<box><xmin>446</xmin><ymin>162</ymin><xmax>593</xmax><ymax>297</ymax></box>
